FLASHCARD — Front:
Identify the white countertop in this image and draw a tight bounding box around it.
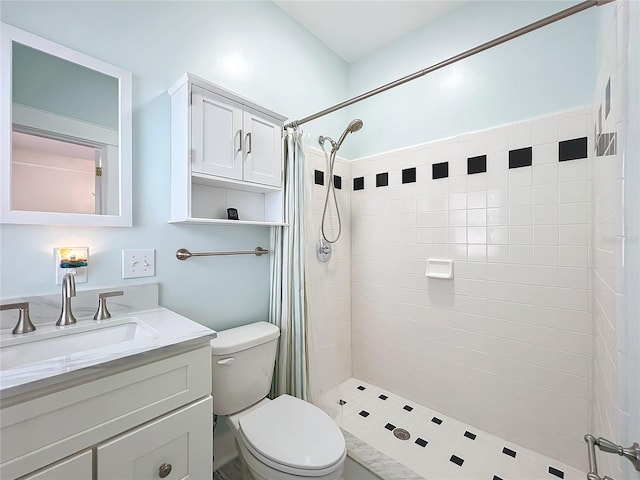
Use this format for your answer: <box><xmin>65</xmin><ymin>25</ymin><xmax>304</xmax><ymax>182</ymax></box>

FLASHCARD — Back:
<box><xmin>0</xmin><ymin>307</ymin><xmax>216</xmax><ymax>397</ymax></box>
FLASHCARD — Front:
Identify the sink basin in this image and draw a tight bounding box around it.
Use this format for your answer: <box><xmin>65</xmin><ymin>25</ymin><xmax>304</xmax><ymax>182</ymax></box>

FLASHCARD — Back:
<box><xmin>0</xmin><ymin>317</ymin><xmax>159</xmax><ymax>371</ymax></box>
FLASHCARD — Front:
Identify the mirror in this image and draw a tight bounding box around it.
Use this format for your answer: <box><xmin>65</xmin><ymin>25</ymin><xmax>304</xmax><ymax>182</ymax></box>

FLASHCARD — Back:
<box><xmin>1</xmin><ymin>23</ymin><xmax>132</xmax><ymax>226</ymax></box>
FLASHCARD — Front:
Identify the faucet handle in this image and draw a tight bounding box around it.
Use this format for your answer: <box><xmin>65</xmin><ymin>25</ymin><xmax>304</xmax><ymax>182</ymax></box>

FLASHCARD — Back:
<box><xmin>1</xmin><ymin>302</ymin><xmax>36</xmax><ymax>334</ymax></box>
<box><xmin>93</xmin><ymin>290</ymin><xmax>124</xmax><ymax>321</ymax></box>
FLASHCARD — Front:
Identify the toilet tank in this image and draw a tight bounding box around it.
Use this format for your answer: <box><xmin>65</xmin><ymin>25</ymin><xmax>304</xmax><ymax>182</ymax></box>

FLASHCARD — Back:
<box><xmin>210</xmin><ymin>321</ymin><xmax>280</xmax><ymax>415</ymax></box>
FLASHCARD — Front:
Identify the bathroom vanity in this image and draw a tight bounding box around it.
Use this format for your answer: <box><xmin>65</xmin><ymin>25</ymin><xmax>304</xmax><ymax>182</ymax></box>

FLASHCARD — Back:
<box><xmin>0</xmin><ymin>289</ymin><xmax>216</xmax><ymax>480</ymax></box>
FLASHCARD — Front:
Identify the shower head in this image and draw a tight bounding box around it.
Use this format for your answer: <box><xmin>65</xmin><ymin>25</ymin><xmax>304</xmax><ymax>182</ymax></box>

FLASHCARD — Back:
<box><xmin>335</xmin><ymin>119</ymin><xmax>363</xmax><ymax>151</ymax></box>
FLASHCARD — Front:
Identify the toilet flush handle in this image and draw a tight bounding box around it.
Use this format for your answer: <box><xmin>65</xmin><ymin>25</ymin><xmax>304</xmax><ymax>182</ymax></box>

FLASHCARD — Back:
<box><xmin>217</xmin><ymin>357</ymin><xmax>235</xmax><ymax>366</ymax></box>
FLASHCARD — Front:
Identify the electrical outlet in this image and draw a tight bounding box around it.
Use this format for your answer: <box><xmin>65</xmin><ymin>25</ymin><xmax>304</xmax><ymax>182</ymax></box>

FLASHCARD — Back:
<box><xmin>122</xmin><ymin>249</ymin><xmax>156</xmax><ymax>279</ymax></box>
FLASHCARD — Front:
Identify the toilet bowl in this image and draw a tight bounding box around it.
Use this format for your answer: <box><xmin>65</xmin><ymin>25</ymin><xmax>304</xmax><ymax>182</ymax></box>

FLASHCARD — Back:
<box><xmin>210</xmin><ymin>322</ymin><xmax>346</xmax><ymax>480</ymax></box>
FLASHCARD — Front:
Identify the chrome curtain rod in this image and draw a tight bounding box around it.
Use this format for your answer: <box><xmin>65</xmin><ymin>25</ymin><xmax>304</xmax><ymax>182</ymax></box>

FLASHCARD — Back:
<box><xmin>284</xmin><ymin>0</ymin><xmax>613</xmax><ymax>129</ymax></box>
<box><xmin>176</xmin><ymin>247</ymin><xmax>269</xmax><ymax>260</ymax></box>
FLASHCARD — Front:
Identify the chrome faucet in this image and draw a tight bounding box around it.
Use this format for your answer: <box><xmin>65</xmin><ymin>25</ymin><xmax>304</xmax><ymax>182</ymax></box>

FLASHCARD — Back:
<box><xmin>56</xmin><ymin>272</ymin><xmax>77</xmax><ymax>326</ymax></box>
<box><xmin>1</xmin><ymin>302</ymin><xmax>36</xmax><ymax>334</ymax></box>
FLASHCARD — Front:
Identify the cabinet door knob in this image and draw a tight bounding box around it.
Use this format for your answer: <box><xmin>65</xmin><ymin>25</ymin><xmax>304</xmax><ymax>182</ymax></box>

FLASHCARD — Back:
<box><xmin>158</xmin><ymin>463</ymin><xmax>172</xmax><ymax>478</ymax></box>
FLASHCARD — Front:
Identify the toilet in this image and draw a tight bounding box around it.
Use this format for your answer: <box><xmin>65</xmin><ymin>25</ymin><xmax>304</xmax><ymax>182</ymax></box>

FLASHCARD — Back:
<box><xmin>210</xmin><ymin>322</ymin><xmax>346</xmax><ymax>480</ymax></box>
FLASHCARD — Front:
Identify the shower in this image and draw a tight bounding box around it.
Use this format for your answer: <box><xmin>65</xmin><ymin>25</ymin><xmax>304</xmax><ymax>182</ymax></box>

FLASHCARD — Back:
<box><xmin>317</xmin><ymin>119</ymin><xmax>363</xmax><ymax>262</ymax></box>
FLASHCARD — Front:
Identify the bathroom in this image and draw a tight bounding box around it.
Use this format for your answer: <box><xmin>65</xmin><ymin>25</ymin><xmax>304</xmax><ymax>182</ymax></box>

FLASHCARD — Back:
<box><xmin>0</xmin><ymin>1</ymin><xmax>638</xmax><ymax>479</ymax></box>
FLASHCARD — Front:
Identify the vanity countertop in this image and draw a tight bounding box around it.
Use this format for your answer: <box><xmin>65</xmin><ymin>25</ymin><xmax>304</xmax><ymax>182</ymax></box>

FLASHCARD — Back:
<box><xmin>0</xmin><ymin>306</ymin><xmax>216</xmax><ymax>402</ymax></box>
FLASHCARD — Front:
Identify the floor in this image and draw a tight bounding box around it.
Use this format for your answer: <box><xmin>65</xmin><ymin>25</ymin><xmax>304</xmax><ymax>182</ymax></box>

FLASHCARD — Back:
<box><xmin>333</xmin><ymin>378</ymin><xmax>586</xmax><ymax>480</ymax></box>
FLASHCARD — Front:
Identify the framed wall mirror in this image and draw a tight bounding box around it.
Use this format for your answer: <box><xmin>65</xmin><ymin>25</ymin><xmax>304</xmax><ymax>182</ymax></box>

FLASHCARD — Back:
<box><xmin>0</xmin><ymin>23</ymin><xmax>132</xmax><ymax>226</ymax></box>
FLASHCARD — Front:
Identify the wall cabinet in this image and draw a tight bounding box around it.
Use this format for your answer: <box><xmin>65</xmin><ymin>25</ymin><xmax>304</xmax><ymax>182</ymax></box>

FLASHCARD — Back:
<box><xmin>169</xmin><ymin>73</ymin><xmax>286</xmax><ymax>225</ymax></box>
<box><xmin>2</xmin><ymin>346</ymin><xmax>213</xmax><ymax>480</ymax></box>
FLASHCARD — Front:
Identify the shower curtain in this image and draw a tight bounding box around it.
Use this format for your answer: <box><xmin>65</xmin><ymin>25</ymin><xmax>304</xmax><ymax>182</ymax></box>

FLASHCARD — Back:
<box><xmin>269</xmin><ymin>128</ymin><xmax>309</xmax><ymax>400</ymax></box>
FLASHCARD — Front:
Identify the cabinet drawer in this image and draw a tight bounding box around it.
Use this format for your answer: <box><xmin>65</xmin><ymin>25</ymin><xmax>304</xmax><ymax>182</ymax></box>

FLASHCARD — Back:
<box><xmin>97</xmin><ymin>396</ymin><xmax>212</xmax><ymax>480</ymax></box>
<box><xmin>18</xmin><ymin>450</ymin><xmax>92</xmax><ymax>480</ymax></box>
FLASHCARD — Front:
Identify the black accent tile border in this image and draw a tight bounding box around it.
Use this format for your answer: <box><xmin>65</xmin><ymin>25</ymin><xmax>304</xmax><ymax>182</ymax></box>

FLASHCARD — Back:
<box><xmin>353</xmin><ymin>177</ymin><xmax>364</xmax><ymax>191</ymax></box>
<box><xmin>334</xmin><ymin>175</ymin><xmax>342</xmax><ymax>189</ymax></box>
<box><xmin>467</xmin><ymin>155</ymin><xmax>487</xmax><ymax>174</ymax></box>
<box><xmin>314</xmin><ymin>170</ymin><xmax>324</xmax><ymax>185</ymax></box>
<box><xmin>338</xmin><ymin>399</ymin><xmax>347</xmax><ymax>405</ymax></box>
<box><xmin>493</xmin><ymin>476</ymin><xmax>504</xmax><ymax>480</ymax></box>
<box><xmin>605</xmin><ymin>77</ymin><xmax>611</xmax><ymax>119</ymax></box>
<box><xmin>548</xmin><ymin>466</ymin><xmax>564</xmax><ymax>478</ymax></box>
<box><xmin>431</xmin><ymin>417</ymin><xmax>443</xmax><ymax>425</ymax></box>
<box><xmin>403</xmin><ymin>405</ymin><xmax>413</xmax><ymax>412</ymax></box>
<box><xmin>378</xmin><ymin>394</ymin><xmax>388</xmax><ymax>400</ymax></box>
<box><xmin>464</xmin><ymin>431</ymin><xmax>476</xmax><ymax>440</ymax></box>
<box><xmin>450</xmin><ymin>455</ymin><xmax>464</xmax><ymax>466</ymax></box>
<box><xmin>559</xmin><ymin>137</ymin><xmax>587</xmax><ymax>161</ymax></box>
<box><xmin>509</xmin><ymin>147</ymin><xmax>532</xmax><ymax>169</ymax></box>
<box><xmin>385</xmin><ymin>423</ymin><xmax>396</xmax><ymax>431</ymax></box>
<box><xmin>357</xmin><ymin>385</ymin><xmax>366</xmax><ymax>391</ymax></box>
<box><xmin>502</xmin><ymin>447</ymin><xmax>517</xmax><ymax>458</ymax></box>
<box><xmin>359</xmin><ymin>410</ymin><xmax>370</xmax><ymax>417</ymax></box>
<box><xmin>415</xmin><ymin>438</ymin><xmax>428</xmax><ymax>447</ymax></box>
<box><xmin>402</xmin><ymin>167</ymin><xmax>416</xmax><ymax>184</ymax></box>
<box><xmin>432</xmin><ymin>162</ymin><xmax>449</xmax><ymax>179</ymax></box>
<box><xmin>376</xmin><ymin>172</ymin><xmax>389</xmax><ymax>187</ymax></box>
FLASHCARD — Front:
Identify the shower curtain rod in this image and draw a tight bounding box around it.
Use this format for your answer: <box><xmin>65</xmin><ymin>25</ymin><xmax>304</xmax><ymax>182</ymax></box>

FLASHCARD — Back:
<box><xmin>284</xmin><ymin>0</ymin><xmax>613</xmax><ymax>130</ymax></box>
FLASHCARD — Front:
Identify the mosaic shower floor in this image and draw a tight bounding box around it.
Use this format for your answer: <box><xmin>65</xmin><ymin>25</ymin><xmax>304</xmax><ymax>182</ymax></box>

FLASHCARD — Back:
<box><xmin>333</xmin><ymin>378</ymin><xmax>585</xmax><ymax>480</ymax></box>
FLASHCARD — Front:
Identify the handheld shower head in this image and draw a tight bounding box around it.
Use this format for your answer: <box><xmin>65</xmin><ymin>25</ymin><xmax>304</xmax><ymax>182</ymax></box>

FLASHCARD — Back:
<box><xmin>335</xmin><ymin>118</ymin><xmax>364</xmax><ymax>150</ymax></box>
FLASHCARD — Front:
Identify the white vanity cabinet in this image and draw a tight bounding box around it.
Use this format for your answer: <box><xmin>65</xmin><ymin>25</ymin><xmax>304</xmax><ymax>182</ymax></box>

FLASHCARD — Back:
<box><xmin>2</xmin><ymin>345</ymin><xmax>213</xmax><ymax>480</ymax></box>
<box><xmin>169</xmin><ymin>73</ymin><xmax>286</xmax><ymax>225</ymax></box>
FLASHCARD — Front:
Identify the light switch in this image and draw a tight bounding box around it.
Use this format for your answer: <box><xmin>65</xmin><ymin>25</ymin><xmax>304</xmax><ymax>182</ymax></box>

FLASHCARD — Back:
<box><xmin>122</xmin><ymin>249</ymin><xmax>156</xmax><ymax>279</ymax></box>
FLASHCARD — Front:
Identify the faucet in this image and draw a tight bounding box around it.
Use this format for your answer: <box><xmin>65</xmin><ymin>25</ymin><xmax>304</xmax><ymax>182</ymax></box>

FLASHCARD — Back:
<box><xmin>56</xmin><ymin>272</ymin><xmax>77</xmax><ymax>326</ymax></box>
<box><xmin>0</xmin><ymin>302</ymin><xmax>36</xmax><ymax>334</ymax></box>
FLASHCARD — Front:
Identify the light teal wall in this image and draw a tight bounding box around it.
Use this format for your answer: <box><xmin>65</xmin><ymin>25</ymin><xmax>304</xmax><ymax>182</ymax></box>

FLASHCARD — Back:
<box><xmin>0</xmin><ymin>1</ymin><xmax>349</xmax><ymax>331</ymax></box>
<box><xmin>344</xmin><ymin>1</ymin><xmax>597</xmax><ymax>158</ymax></box>
<box><xmin>13</xmin><ymin>43</ymin><xmax>119</xmax><ymax>129</ymax></box>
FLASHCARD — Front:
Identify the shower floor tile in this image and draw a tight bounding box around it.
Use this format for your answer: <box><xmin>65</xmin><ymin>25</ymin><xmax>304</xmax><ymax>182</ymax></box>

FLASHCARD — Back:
<box><xmin>333</xmin><ymin>378</ymin><xmax>585</xmax><ymax>480</ymax></box>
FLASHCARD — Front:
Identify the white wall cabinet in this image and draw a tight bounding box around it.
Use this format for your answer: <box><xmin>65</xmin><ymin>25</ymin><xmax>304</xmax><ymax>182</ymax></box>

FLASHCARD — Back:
<box><xmin>169</xmin><ymin>73</ymin><xmax>286</xmax><ymax>225</ymax></box>
<box><xmin>2</xmin><ymin>346</ymin><xmax>213</xmax><ymax>480</ymax></box>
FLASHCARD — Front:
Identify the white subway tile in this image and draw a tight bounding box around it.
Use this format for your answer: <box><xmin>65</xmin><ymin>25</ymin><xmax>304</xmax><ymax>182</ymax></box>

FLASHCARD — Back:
<box><xmin>508</xmin><ymin>123</ymin><xmax>533</xmax><ymax>149</ymax></box>
<box><xmin>533</xmin><ymin>163</ymin><xmax>558</xmax><ymax>185</ymax></box>
<box><xmin>509</xmin><ymin>167</ymin><xmax>532</xmax><ymax>187</ymax></box>
<box><xmin>468</xmin><ymin>208</ymin><xmax>487</xmax><ymax>226</ymax></box>
<box><xmin>486</xmin><ymin>170</ymin><xmax>508</xmax><ymax>189</ymax></box>
<box><xmin>559</xmin><ymin>202</ymin><xmax>589</xmax><ymax>224</ymax></box>
<box><xmin>487</xmin><ymin>208</ymin><xmax>509</xmax><ymax>226</ymax></box>
<box><xmin>487</xmin><ymin>127</ymin><xmax>509</xmax><ymax>153</ymax></box>
<box><xmin>559</xmin><ymin>181</ymin><xmax>589</xmax><ymax>203</ymax></box>
<box><xmin>533</xmin><ymin>225</ymin><xmax>559</xmax><ymax>245</ymax></box>
<box><xmin>559</xmin><ymin>224</ymin><xmax>589</xmax><ymax>245</ymax></box>
<box><xmin>467</xmin><ymin>190</ymin><xmax>487</xmax><ymax>209</ymax></box>
<box><xmin>488</xmin><ymin>226</ymin><xmax>509</xmax><ymax>245</ymax></box>
<box><xmin>533</xmin><ymin>143</ymin><xmax>558</xmax><ymax>165</ymax></box>
<box><xmin>487</xmin><ymin>189</ymin><xmax>509</xmax><ymax>208</ymax></box>
<box><xmin>533</xmin><ymin>183</ymin><xmax>559</xmax><ymax>205</ymax></box>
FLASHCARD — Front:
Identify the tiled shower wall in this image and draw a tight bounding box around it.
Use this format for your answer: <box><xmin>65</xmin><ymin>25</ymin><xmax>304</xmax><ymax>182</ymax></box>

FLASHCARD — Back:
<box><xmin>304</xmin><ymin>146</ymin><xmax>352</xmax><ymax>411</ymax></box>
<box><xmin>349</xmin><ymin>108</ymin><xmax>593</xmax><ymax>469</ymax></box>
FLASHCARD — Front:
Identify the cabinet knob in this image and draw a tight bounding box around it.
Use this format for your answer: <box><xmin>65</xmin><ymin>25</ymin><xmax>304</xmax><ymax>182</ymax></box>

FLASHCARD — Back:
<box><xmin>158</xmin><ymin>463</ymin><xmax>172</xmax><ymax>478</ymax></box>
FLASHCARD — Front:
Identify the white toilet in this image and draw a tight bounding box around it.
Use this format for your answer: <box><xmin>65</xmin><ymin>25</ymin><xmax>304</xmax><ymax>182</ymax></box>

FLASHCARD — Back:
<box><xmin>210</xmin><ymin>322</ymin><xmax>346</xmax><ymax>480</ymax></box>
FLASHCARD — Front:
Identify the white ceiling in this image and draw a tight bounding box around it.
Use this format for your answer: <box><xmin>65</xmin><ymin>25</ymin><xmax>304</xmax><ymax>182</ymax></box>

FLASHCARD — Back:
<box><xmin>274</xmin><ymin>1</ymin><xmax>467</xmax><ymax>63</ymax></box>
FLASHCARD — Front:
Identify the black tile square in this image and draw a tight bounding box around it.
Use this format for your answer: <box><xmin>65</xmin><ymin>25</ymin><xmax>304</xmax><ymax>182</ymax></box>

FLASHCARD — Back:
<box><xmin>403</xmin><ymin>405</ymin><xmax>413</xmax><ymax>412</ymax></box>
<box><xmin>493</xmin><ymin>476</ymin><xmax>504</xmax><ymax>480</ymax></box>
<box><xmin>385</xmin><ymin>423</ymin><xmax>396</xmax><ymax>431</ymax></box>
<box><xmin>415</xmin><ymin>438</ymin><xmax>428</xmax><ymax>447</ymax></box>
<box><xmin>467</xmin><ymin>155</ymin><xmax>487</xmax><ymax>174</ymax></box>
<box><xmin>376</xmin><ymin>172</ymin><xmax>389</xmax><ymax>187</ymax></box>
<box><xmin>338</xmin><ymin>399</ymin><xmax>347</xmax><ymax>405</ymax></box>
<box><xmin>464</xmin><ymin>431</ymin><xmax>476</xmax><ymax>440</ymax></box>
<box><xmin>548</xmin><ymin>466</ymin><xmax>564</xmax><ymax>479</ymax></box>
<box><xmin>431</xmin><ymin>417</ymin><xmax>443</xmax><ymax>425</ymax></box>
<box><xmin>378</xmin><ymin>394</ymin><xmax>388</xmax><ymax>400</ymax></box>
<box><xmin>450</xmin><ymin>455</ymin><xmax>464</xmax><ymax>466</ymax></box>
<box><xmin>402</xmin><ymin>167</ymin><xmax>416</xmax><ymax>184</ymax></box>
<box><xmin>432</xmin><ymin>162</ymin><xmax>449</xmax><ymax>179</ymax></box>
<box><xmin>559</xmin><ymin>137</ymin><xmax>588</xmax><ymax>161</ymax></box>
<box><xmin>333</xmin><ymin>175</ymin><xmax>342</xmax><ymax>189</ymax></box>
<box><xmin>314</xmin><ymin>169</ymin><xmax>324</xmax><ymax>185</ymax></box>
<box><xmin>359</xmin><ymin>410</ymin><xmax>370</xmax><ymax>417</ymax></box>
<box><xmin>357</xmin><ymin>385</ymin><xmax>366</xmax><ymax>391</ymax></box>
<box><xmin>502</xmin><ymin>447</ymin><xmax>517</xmax><ymax>458</ymax></box>
<box><xmin>353</xmin><ymin>176</ymin><xmax>364</xmax><ymax>191</ymax></box>
<box><xmin>509</xmin><ymin>147</ymin><xmax>532</xmax><ymax>169</ymax></box>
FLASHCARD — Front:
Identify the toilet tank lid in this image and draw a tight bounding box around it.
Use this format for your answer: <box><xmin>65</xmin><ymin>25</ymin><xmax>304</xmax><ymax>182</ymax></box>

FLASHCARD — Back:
<box><xmin>210</xmin><ymin>321</ymin><xmax>280</xmax><ymax>355</ymax></box>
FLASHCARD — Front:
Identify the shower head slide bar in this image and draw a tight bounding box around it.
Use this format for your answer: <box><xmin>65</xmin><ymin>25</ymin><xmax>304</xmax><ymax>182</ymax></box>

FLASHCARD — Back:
<box><xmin>176</xmin><ymin>247</ymin><xmax>269</xmax><ymax>260</ymax></box>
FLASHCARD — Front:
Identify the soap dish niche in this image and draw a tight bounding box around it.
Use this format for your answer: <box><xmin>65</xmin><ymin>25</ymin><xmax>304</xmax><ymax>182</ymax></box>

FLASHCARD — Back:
<box><xmin>425</xmin><ymin>259</ymin><xmax>454</xmax><ymax>279</ymax></box>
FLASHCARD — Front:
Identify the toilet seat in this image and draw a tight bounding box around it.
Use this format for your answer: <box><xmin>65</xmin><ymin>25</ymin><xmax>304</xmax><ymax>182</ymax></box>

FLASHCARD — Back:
<box><xmin>237</xmin><ymin>395</ymin><xmax>346</xmax><ymax>476</ymax></box>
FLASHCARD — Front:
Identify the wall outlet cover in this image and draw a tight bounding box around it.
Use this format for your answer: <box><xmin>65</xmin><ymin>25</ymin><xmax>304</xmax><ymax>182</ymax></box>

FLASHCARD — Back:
<box><xmin>122</xmin><ymin>249</ymin><xmax>156</xmax><ymax>279</ymax></box>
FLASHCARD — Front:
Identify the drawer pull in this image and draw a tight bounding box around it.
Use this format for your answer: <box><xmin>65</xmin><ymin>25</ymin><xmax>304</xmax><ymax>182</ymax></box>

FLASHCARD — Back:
<box><xmin>158</xmin><ymin>463</ymin><xmax>172</xmax><ymax>478</ymax></box>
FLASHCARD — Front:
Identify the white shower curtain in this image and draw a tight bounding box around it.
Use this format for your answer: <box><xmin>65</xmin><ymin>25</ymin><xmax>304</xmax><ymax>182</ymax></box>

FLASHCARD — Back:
<box><xmin>269</xmin><ymin>128</ymin><xmax>309</xmax><ymax>400</ymax></box>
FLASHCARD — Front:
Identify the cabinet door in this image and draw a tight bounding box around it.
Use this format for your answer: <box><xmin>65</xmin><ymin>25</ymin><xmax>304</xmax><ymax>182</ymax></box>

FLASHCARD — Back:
<box><xmin>18</xmin><ymin>450</ymin><xmax>92</xmax><ymax>480</ymax></box>
<box><xmin>192</xmin><ymin>92</ymin><xmax>243</xmax><ymax>180</ymax></box>
<box><xmin>243</xmin><ymin>108</ymin><xmax>282</xmax><ymax>188</ymax></box>
<box><xmin>96</xmin><ymin>397</ymin><xmax>212</xmax><ymax>480</ymax></box>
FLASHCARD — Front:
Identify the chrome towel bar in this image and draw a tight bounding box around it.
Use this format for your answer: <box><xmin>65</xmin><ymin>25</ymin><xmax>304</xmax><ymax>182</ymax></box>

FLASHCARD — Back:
<box><xmin>176</xmin><ymin>247</ymin><xmax>269</xmax><ymax>260</ymax></box>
